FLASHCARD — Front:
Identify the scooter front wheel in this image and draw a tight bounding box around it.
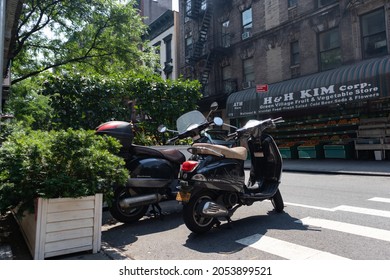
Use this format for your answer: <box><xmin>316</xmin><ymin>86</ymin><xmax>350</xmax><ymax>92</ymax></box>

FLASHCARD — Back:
<box><xmin>109</xmin><ymin>187</ymin><xmax>149</xmax><ymax>223</ymax></box>
<box><xmin>182</xmin><ymin>191</ymin><xmax>217</xmax><ymax>234</ymax></box>
<box><xmin>271</xmin><ymin>189</ymin><xmax>284</xmax><ymax>213</ymax></box>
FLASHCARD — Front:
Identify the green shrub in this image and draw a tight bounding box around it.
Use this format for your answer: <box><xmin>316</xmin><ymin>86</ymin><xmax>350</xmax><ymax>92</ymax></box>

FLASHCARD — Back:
<box><xmin>0</xmin><ymin>127</ymin><xmax>128</xmax><ymax>214</ymax></box>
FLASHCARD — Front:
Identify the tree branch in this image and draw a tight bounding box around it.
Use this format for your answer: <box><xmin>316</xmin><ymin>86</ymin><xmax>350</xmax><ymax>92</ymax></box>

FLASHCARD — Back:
<box><xmin>14</xmin><ymin>0</ymin><xmax>62</xmax><ymax>59</ymax></box>
<box><xmin>11</xmin><ymin>53</ymin><xmax>114</xmax><ymax>85</ymax></box>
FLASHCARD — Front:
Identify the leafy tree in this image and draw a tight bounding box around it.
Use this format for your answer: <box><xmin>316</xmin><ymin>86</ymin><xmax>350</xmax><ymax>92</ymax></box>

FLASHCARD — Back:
<box><xmin>11</xmin><ymin>0</ymin><xmax>157</xmax><ymax>85</ymax></box>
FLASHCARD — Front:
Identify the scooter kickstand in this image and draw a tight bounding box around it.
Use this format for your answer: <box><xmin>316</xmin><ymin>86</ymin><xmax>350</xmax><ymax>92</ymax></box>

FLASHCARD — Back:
<box><xmin>150</xmin><ymin>203</ymin><xmax>164</xmax><ymax>220</ymax></box>
<box><xmin>226</xmin><ymin>217</ymin><xmax>233</xmax><ymax>229</ymax></box>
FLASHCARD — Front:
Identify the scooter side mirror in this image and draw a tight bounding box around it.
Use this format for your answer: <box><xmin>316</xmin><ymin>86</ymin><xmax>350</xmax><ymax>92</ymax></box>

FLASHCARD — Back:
<box><xmin>157</xmin><ymin>125</ymin><xmax>167</xmax><ymax>133</ymax></box>
<box><xmin>213</xmin><ymin>117</ymin><xmax>223</xmax><ymax>126</ymax></box>
<box><xmin>210</xmin><ymin>102</ymin><xmax>218</xmax><ymax>112</ymax></box>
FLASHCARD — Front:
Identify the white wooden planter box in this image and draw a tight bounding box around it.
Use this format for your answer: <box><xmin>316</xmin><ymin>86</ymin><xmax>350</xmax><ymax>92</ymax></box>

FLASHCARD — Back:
<box><xmin>13</xmin><ymin>194</ymin><xmax>102</xmax><ymax>260</ymax></box>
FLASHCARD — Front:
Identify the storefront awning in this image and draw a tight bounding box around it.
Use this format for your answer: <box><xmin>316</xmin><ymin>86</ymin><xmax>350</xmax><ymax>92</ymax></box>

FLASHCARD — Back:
<box><xmin>227</xmin><ymin>56</ymin><xmax>390</xmax><ymax>118</ymax></box>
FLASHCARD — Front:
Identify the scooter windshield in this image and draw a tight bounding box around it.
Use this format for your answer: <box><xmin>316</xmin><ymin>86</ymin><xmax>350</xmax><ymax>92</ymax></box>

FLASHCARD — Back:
<box><xmin>176</xmin><ymin>110</ymin><xmax>207</xmax><ymax>134</ymax></box>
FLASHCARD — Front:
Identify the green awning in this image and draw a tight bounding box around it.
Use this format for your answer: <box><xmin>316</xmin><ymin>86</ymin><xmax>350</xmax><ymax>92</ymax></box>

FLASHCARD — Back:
<box><xmin>225</xmin><ymin>87</ymin><xmax>258</xmax><ymax>118</ymax></box>
<box><xmin>227</xmin><ymin>56</ymin><xmax>390</xmax><ymax>118</ymax></box>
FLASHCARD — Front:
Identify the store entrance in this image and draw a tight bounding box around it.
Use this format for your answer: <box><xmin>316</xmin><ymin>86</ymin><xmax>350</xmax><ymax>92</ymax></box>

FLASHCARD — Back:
<box><xmin>228</xmin><ymin>99</ymin><xmax>390</xmax><ymax>160</ymax></box>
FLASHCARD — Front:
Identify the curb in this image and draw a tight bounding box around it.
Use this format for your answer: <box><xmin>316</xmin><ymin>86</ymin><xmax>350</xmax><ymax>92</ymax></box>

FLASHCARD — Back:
<box><xmin>100</xmin><ymin>242</ymin><xmax>132</xmax><ymax>260</ymax></box>
<box><xmin>282</xmin><ymin>168</ymin><xmax>390</xmax><ymax>177</ymax></box>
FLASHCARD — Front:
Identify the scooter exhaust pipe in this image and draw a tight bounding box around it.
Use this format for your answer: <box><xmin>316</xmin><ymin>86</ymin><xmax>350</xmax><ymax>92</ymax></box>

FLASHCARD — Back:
<box><xmin>119</xmin><ymin>193</ymin><xmax>163</xmax><ymax>208</ymax></box>
<box><xmin>201</xmin><ymin>201</ymin><xmax>229</xmax><ymax>217</ymax></box>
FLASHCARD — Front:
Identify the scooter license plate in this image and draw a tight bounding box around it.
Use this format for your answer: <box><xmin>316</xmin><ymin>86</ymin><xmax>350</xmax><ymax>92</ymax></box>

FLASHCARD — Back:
<box><xmin>176</xmin><ymin>191</ymin><xmax>191</xmax><ymax>202</ymax></box>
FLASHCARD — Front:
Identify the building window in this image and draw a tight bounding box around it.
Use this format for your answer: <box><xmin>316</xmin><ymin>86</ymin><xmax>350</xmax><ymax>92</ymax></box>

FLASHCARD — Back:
<box><xmin>318</xmin><ymin>0</ymin><xmax>337</xmax><ymax>8</ymax></box>
<box><xmin>319</xmin><ymin>28</ymin><xmax>341</xmax><ymax>71</ymax></box>
<box><xmin>185</xmin><ymin>36</ymin><xmax>193</xmax><ymax>57</ymax></box>
<box><xmin>222</xmin><ymin>65</ymin><xmax>235</xmax><ymax>94</ymax></box>
<box><xmin>290</xmin><ymin>41</ymin><xmax>300</xmax><ymax>66</ymax></box>
<box><xmin>361</xmin><ymin>8</ymin><xmax>388</xmax><ymax>59</ymax></box>
<box><xmin>153</xmin><ymin>42</ymin><xmax>161</xmax><ymax>55</ymax></box>
<box><xmin>221</xmin><ymin>20</ymin><xmax>230</xmax><ymax>47</ymax></box>
<box><xmin>288</xmin><ymin>0</ymin><xmax>298</xmax><ymax>19</ymax></box>
<box><xmin>242</xmin><ymin>8</ymin><xmax>253</xmax><ymax>34</ymax></box>
<box><xmin>164</xmin><ymin>35</ymin><xmax>172</xmax><ymax>62</ymax></box>
<box><xmin>163</xmin><ymin>35</ymin><xmax>173</xmax><ymax>77</ymax></box>
<box><xmin>152</xmin><ymin>42</ymin><xmax>161</xmax><ymax>75</ymax></box>
<box><xmin>288</xmin><ymin>0</ymin><xmax>297</xmax><ymax>8</ymax></box>
<box><xmin>222</xmin><ymin>65</ymin><xmax>232</xmax><ymax>81</ymax></box>
<box><xmin>243</xmin><ymin>57</ymin><xmax>255</xmax><ymax>87</ymax></box>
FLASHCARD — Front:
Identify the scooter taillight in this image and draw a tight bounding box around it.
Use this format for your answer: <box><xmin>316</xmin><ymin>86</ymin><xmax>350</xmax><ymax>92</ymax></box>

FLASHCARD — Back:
<box><xmin>181</xmin><ymin>160</ymin><xmax>199</xmax><ymax>172</ymax></box>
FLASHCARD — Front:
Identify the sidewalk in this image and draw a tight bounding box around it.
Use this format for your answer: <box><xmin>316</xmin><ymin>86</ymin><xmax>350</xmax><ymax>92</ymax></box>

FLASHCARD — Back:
<box><xmin>1</xmin><ymin>159</ymin><xmax>389</xmax><ymax>261</ymax></box>
<box><xmin>282</xmin><ymin>158</ymin><xmax>390</xmax><ymax>176</ymax></box>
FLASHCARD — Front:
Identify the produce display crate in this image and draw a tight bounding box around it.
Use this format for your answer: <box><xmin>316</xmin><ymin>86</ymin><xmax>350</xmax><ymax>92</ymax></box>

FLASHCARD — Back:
<box><xmin>279</xmin><ymin>146</ymin><xmax>299</xmax><ymax>159</ymax></box>
<box><xmin>323</xmin><ymin>144</ymin><xmax>353</xmax><ymax>159</ymax></box>
<box><xmin>298</xmin><ymin>145</ymin><xmax>324</xmax><ymax>159</ymax></box>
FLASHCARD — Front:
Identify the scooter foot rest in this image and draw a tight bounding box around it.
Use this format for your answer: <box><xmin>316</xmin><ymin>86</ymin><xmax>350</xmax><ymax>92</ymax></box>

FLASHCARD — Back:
<box><xmin>245</xmin><ymin>182</ymin><xmax>279</xmax><ymax>199</ymax></box>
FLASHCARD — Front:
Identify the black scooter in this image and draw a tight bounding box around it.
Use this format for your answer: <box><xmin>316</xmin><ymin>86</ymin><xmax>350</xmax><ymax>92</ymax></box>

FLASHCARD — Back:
<box><xmin>95</xmin><ymin>121</ymin><xmax>186</xmax><ymax>223</ymax></box>
<box><xmin>176</xmin><ymin>112</ymin><xmax>285</xmax><ymax>233</ymax></box>
<box><xmin>94</xmin><ymin>104</ymin><xmax>221</xmax><ymax>223</ymax></box>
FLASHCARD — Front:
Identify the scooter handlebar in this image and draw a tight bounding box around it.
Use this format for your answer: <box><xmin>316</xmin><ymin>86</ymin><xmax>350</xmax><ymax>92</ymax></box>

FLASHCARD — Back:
<box><xmin>226</xmin><ymin>117</ymin><xmax>283</xmax><ymax>139</ymax></box>
<box><xmin>167</xmin><ymin>119</ymin><xmax>216</xmax><ymax>144</ymax></box>
<box><xmin>272</xmin><ymin>117</ymin><xmax>284</xmax><ymax>124</ymax></box>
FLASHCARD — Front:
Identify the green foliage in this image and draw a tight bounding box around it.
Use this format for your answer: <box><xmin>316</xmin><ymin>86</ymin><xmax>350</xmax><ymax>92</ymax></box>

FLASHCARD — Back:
<box><xmin>133</xmin><ymin>130</ymin><xmax>157</xmax><ymax>146</ymax></box>
<box><xmin>0</xmin><ymin>127</ymin><xmax>128</xmax><ymax>214</ymax></box>
<box><xmin>127</xmin><ymin>74</ymin><xmax>202</xmax><ymax>144</ymax></box>
<box><xmin>4</xmin><ymin>70</ymin><xmax>202</xmax><ymax>145</ymax></box>
<box><xmin>12</xmin><ymin>0</ymin><xmax>158</xmax><ymax>85</ymax></box>
<box><xmin>33</xmin><ymin>72</ymin><xmax>202</xmax><ymax>142</ymax></box>
<box><xmin>40</xmin><ymin>73</ymin><xmax>132</xmax><ymax>130</ymax></box>
<box><xmin>5</xmin><ymin>80</ymin><xmax>53</xmax><ymax>130</ymax></box>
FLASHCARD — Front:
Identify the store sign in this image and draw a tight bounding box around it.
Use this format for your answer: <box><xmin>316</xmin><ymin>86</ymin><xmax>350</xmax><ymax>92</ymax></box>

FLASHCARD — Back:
<box><xmin>257</xmin><ymin>82</ymin><xmax>380</xmax><ymax>114</ymax></box>
<box><xmin>256</xmin><ymin>84</ymin><xmax>268</xmax><ymax>92</ymax></box>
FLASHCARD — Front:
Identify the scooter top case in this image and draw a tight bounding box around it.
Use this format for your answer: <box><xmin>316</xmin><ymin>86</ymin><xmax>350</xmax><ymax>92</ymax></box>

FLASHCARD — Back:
<box><xmin>95</xmin><ymin>120</ymin><xmax>133</xmax><ymax>157</ymax></box>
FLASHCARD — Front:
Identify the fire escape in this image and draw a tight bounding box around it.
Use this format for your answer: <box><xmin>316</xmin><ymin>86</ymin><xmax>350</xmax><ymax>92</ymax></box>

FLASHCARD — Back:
<box><xmin>185</xmin><ymin>0</ymin><xmax>232</xmax><ymax>98</ymax></box>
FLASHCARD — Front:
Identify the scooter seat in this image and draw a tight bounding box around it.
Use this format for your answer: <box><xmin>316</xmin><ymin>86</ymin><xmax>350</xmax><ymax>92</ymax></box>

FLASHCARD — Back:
<box><xmin>131</xmin><ymin>145</ymin><xmax>186</xmax><ymax>164</ymax></box>
<box><xmin>192</xmin><ymin>143</ymin><xmax>247</xmax><ymax>160</ymax></box>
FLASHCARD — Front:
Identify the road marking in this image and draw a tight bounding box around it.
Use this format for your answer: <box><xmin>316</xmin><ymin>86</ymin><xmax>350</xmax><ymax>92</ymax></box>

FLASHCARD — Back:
<box><xmin>236</xmin><ymin>234</ymin><xmax>349</xmax><ymax>260</ymax></box>
<box><xmin>296</xmin><ymin>217</ymin><xmax>390</xmax><ymax>242</ymax></box>
<box><xmin>334</xmin><ymin>205</ymin><xmax>390</xmax><ymax>218</ymax></box>
<box><xmin>369</xmin><ymin>197</ymin><xmax>390</xmax><ymax>204</ymax></box>
<box><xmin>284</xmin><ymin>202</ymin><xmax>334</xmax><ymax>212</ymax></box>
<box><xmin>285</xmin><ymin>202</ymin><xmax>390</xmax><ymax>218</ymax></box>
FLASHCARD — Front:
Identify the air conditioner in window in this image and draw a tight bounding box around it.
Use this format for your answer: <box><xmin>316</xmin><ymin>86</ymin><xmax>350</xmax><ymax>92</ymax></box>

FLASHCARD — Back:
<box><xmin>242</xmin><ymin>81</ymin><xmax>253</xmax><ymax>89</ymax></box>
<box><xmin>241</xmin><ymin>31</ymin><xmax>251</xmax><ymax>40</ymax></box>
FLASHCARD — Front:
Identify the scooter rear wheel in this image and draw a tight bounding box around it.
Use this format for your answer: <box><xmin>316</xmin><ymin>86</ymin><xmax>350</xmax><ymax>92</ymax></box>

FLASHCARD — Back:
<box><xmin>109</xmin><ymin>187</ymin><xmax>149</xmax><ymax>223</ymax></box>
<box><xmin>182</xmin><ymin>191</ymin><xmax>217</xmax><ymax>234</ymax></box>
<box><xmin>271</xmin><ymin>189</ymin><xmax>284</xmax><ymax>213</ymax></box>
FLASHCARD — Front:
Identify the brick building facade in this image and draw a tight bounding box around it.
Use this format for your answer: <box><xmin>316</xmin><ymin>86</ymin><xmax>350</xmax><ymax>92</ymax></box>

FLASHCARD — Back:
<box><xmin>179</xmin><ymin>0</ymin><xmax>390</xmax><ymax>160</ymax></box>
